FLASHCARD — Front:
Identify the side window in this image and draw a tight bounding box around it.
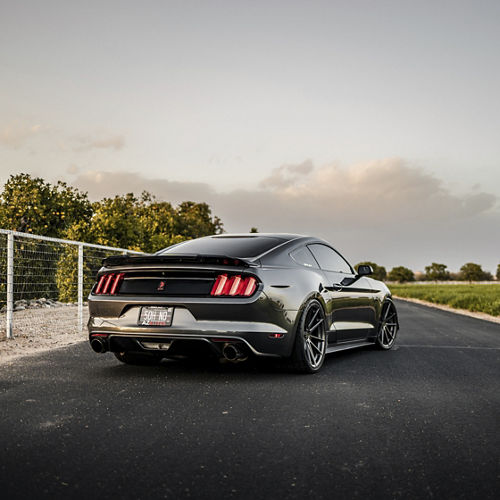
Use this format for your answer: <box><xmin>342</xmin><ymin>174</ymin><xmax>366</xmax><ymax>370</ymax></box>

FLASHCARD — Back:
<box><xmin>290</xmin><ymin>246</ymin><xmax>319</xmax><ymax>268</ymax></box>
<box><xmin>308</xmin><ymin>244</ymin><xmax>353</xmax><ymax>274</ymax></box>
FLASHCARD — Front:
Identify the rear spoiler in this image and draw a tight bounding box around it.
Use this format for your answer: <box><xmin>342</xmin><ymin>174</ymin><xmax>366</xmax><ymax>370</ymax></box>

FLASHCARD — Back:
<box><xmin>103</xmin><ymin>253</ymin><xmax>256</xmax><ymax>268</ymax></box>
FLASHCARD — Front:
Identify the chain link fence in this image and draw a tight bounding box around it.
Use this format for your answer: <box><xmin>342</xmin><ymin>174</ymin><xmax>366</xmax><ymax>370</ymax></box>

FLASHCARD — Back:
<box><xmin>0</xmin><ymin>229</ymin><xmax>143</xmax><ymax>340</ymax></box>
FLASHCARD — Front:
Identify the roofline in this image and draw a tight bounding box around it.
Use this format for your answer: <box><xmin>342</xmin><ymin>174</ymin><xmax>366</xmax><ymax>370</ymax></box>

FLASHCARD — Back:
<box><xmin>155</xmin><ymin>233</ymin><xmax>336</xmax><ymax>261</ymax></box>
<box><xmin>211</xmin><ymin>233</ymin><xmax>305</xmax><ymax>241</ymax></box>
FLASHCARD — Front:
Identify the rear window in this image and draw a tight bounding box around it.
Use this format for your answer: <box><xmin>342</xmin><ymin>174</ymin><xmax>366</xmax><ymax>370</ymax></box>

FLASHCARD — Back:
<box><xmin>290</xmin><ymin>246</ymin><xmax>319</xmax><ymax>268</ymax></box>
<box><xmin>158</xmin><ymin>236</ymin><xmax>284</xmax><ymax>258</ymax></box>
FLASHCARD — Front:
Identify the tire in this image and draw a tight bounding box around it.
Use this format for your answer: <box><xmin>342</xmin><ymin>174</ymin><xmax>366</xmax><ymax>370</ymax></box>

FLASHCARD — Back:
<box><xmin>290</xmin><ymin>299</ymin><xmax>327</xmax><ymax>373</ymax></box>
<box><xmin>114</xmin><ymin>351</ymin><xmax>162</xmax><ymax>366</ymax></box>
<box><xmin>375</xmin><ymin>299</ymin><xmax>399</xmax><ymax>350</ymax></box>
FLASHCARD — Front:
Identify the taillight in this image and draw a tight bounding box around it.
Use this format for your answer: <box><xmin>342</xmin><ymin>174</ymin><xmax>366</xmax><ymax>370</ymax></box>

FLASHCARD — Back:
<box><xmin>93</xmin><ymin>273</ymin><xmax>125</xmax><ymax>295</ymax></box>
<box><xmin>210</xmin><ymin>275</ymin><xmax>257</xmax><ymax>297</ymax></box>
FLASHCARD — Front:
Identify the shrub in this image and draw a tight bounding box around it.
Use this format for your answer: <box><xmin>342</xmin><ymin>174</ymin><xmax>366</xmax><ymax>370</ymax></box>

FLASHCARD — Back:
<box><xmin>388</xmin><ymin>266</ymin><xmax>415</xmax><ymax>283</ymax></box>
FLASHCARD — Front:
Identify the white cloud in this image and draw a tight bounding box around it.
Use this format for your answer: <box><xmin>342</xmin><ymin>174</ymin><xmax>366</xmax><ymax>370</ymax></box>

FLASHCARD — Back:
<box><xmin>0</xmin><ymin>121</ymin><xmax>42</xmax><ymax>149</ymax></box>
<box><xmin>259</xmin><ymin>159</ymin><xmax>314</xmax><ymax>189</ymax></box>
<box><xmin>72</xmin><ymin>134</ymin><xmax>125</xmax><ymax>152</ymax></box>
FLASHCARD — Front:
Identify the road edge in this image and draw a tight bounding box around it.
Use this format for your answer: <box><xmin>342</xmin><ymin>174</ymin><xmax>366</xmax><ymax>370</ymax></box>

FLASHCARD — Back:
<box><xmin>0</xmin><ymin>337</ymin><xmax>86</xmax><ymax>365</ymax></box>
<box><xmin>393</xmin><ymin>296</ymin><xmax>500</xmax><ymax>325</ymax></box>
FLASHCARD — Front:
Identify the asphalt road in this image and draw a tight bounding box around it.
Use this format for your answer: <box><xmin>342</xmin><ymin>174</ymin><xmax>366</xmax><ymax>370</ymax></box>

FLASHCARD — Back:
<box><xmin>0</xmin><ymin>300</ymin><xmax>499</xmax><ymax>500</ymax></box>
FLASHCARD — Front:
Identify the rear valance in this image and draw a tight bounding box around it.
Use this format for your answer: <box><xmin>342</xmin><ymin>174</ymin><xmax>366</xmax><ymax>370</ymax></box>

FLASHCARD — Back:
<box><xmin>103</xmin><ymin>253</ymin><xmax>255</xmax><ymax>268</ymax></box>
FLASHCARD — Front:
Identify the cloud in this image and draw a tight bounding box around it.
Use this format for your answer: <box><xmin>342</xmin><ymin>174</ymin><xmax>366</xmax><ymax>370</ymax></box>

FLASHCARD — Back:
<box><xmin>72</xmin><ymin>134</ymin><xmax>125</xmax><ymax>152</ymax></box>
<box><xmin>259</xmin><ymin>159</ymin><xmax>314</xmax><ymax>189</ymax></box>
<box><xmin>0</xmin><ymin>121</ymin><xmax>41</xmax><ymax>149</ymax></box>
<box><xmin>73</xmin><ymin>170</ymin><xmax>215</xmax><ymax>202</ymax></box>
<box><xmin>66</xmin><ymin>164</ymin><xmax>80</xmax><ymax>175</ymax></box>
<box><xmin>71</xmin><ymin>159</ymin><xmax>500</xmax><ymax>272</ymax></box>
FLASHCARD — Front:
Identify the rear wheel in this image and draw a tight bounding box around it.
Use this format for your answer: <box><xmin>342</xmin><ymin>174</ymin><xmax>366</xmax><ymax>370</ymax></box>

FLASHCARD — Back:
<box><xmin>291</xmin><ymin>299</ymin><xmax>327</xmax><ymax>373</ymax></box>
<box><xmin>114</xmin><ymin>351</ymin><xmax>162</xmax><ymax>365</ymax></box>
<box><xmin>376</xmin><ymin>299</ymin><xmax>399</xmax><ymax>350</ymax></box>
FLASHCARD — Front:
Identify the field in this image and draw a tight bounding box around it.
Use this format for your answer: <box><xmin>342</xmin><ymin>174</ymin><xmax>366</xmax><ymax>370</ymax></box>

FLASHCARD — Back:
<box><xmin>390</xmin><ymin>283</ymin><xmax>500</xmax><ymax>317</ymax></box>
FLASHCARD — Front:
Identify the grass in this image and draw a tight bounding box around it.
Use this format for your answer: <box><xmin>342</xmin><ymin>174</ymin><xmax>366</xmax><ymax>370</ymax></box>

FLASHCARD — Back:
<box><xmin>390</xmin><ymin>283</ymin><xmax>500</xmax><ymax>317</ymax></box>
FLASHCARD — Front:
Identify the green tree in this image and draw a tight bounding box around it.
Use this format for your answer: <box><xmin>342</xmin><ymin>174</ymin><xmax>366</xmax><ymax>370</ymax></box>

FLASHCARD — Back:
<box><xmin>496</xmin><ymin>264</ymin><xmax>500</xmax><ymax>281</ymax></box>
<box><xmin>250</xmin><ymin>227</ymin><xmax>259</xmax><ymax>233</ymax></box>
<box><xmin>388</xmin><ymin>266</ymin><xmax>415</xmax><ymax>283</ymax></box>
<box><xmin>0</xmin><ymin>173</ymin><xmax>92</xmax><ymax>237</ymax></box>
<box><xmin>460</xmin><ymin>262</ymin><xmax>491</xmax><ymax>282</ymax></box>
<box><xmin>355</xmin><ymin>261</ymin><xmax>387</xmax><ymax>281</ymax></box>
<box><xmin>64</xmin><ymin>192</ymin><xmax>224</xmax><ymax>252</ymax></box>
<box><xmin>174</xmin><ymin>201</ymin><xmax>223</xmax><ymax>241</ymax></box>
<box><xmin>424</xmin><ymin>262</ymin><xmax>451</xmax><ymax>281</ymax></box>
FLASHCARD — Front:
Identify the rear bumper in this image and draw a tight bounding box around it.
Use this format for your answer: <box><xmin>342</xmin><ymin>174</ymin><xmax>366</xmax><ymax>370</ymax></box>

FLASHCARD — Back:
<box><xmin>88</xmin><ymin>300</ymin><xmax>298</xmax><ymax>357</ymax></box>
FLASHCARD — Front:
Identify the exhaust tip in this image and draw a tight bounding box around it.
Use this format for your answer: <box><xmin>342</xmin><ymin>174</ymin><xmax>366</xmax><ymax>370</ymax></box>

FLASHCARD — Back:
<box><xmin>222</xmin><ymin>343</ymin><xmax>248</xmax><ymax>363</ymax></box>
<box><xmin>90</xmin><ymin>337</ymin><xmax>108</xmax><ymax>354</ymax></box>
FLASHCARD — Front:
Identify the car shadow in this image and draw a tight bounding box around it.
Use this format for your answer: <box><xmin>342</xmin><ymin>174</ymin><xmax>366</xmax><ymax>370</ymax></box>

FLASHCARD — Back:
<box><xmin>95</xmin><ymin>345</ymin><xmax>383</xmax><ymax>381</ymax></box>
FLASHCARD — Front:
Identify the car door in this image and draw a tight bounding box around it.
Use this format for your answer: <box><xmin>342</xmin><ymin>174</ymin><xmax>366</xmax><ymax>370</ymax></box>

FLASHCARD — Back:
<box><xmin>308</xmin><ymin>244</ymin><xmax>376</xmax><ymax>342</ymax></box>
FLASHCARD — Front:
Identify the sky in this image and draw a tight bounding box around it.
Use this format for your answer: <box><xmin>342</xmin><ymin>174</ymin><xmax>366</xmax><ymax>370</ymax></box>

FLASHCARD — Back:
<box><xmin>1</xmin><ymin>0</ymin><xmax>499</xmax><ymax>272</ymax></box>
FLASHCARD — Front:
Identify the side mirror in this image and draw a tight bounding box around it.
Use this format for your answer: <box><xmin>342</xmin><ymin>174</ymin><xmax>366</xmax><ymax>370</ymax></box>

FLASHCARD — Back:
<box><xmin>357</xmin><ymin>265</ymin><xmax>373</xmax><ymax>276</ymax></box>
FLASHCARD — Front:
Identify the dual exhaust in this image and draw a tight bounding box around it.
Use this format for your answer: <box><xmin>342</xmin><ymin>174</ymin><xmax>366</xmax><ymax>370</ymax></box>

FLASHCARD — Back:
<box><xmin>90</xmin><ymin>336</ymin><xmax>249</xmax><ymax>363</ymax></box>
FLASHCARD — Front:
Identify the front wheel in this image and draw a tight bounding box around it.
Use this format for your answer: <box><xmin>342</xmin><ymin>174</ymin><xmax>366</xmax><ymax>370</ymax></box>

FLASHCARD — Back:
<box><xmin>291</xmin><ymin>299</ymin><xmax>327</xmax><ymax>373</ymax></box>
<box><xmin>376</xmin><ymin>299</ymin><xmax>399</xmax><ymax>350</ymax></box>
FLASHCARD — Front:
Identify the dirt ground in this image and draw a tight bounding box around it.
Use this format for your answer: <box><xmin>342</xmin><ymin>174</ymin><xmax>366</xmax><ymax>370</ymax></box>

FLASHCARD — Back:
<box><xmin>0</xmin><ymin>305</ymin><xmax>87</xmax><ymax>363</ymax></box>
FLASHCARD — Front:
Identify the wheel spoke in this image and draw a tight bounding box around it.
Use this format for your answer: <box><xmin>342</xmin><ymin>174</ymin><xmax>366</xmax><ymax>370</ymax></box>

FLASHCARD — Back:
<box><xmin>308</xmin><ymin>342</ymin><xmax>319</xmax><ymax>364</ymax></box>
<box><xmin>382</xmin><ymin>305</ymin><xmax>391</xmax><ymax>321</ymax></box>
<box><xmin>310</xmin><ymin>342</ymin><xmax>322</xmax><ymax>354</ymax></box>
<box><xmin>309</xmin><ymin>318</ymin><xmax>324</xmax><ymax>333</ymax></box>
<box><xmin>385</xmin><ymin>327</ymin><xmax>393</xmax><ymax>342</ymax></box>
<box><xmin>307</xmin><ymin>308</ymin><xmax>320</xmax><ymax>330</ymax></box>
<box><xmin>309</xmin><ymin>334</ymin><xmax>324</xmax><ymax>341</ymax></box>
<box><xmin>304</xmin><ymin>341</ymin><xmax>314</xmax><ymax>365</ymax></box>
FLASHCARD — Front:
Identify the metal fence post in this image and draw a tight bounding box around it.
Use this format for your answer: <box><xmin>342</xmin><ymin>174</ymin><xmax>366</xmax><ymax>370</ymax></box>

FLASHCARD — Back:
<box><xmin>6</xmin><ymin>232</ymin><xmax>14</xmax><ymax>339</ymax></box>
<box><xmin>78</xmin><ymin>244</ymin><xmax>83</xmax><ymax>332</ymax></box>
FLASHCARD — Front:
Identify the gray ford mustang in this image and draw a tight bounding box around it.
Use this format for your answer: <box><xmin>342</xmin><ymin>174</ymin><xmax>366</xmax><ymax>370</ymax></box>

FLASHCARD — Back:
<box><xmin>88</xmin><ymin>233</ymin><xmax>399</xmax><ymax>373</ymax></box>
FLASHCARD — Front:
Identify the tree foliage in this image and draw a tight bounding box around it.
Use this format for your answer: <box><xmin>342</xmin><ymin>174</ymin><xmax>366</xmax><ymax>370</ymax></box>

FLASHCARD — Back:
<box><xmin>424</xmin><ymin>262</ymin><xmax>450</xmax><ymax>281</ymax></box>
<box><xmin>0</xmin><ymin>173</ymin><xmax>92</xmax><ymax>237</ymax></box>
<box><xmin>65</xmin><ymin>193</ymin><xmax>223</xmax><ymax>253</ymax></box>
<box><xmin>388</xmin><ymin>266</ymin><xmax>415</xmax><ymax>283</ymax></box>
<box><xmin>459</xmin><ymin>262</ymin><xmax>492</xmax><ymax>282</ymax></box>
<box><xmin>496</xmin><ymin>264</ymin><xmax>500</xmax><ymax>281</ymax></box>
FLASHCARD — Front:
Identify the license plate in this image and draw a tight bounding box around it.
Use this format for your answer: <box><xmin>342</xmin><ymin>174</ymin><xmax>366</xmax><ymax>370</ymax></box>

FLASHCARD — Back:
<box><xmin>139</xmin><ymin>306</ymin><xmax>174</xmax><ymax>327</ymax></box>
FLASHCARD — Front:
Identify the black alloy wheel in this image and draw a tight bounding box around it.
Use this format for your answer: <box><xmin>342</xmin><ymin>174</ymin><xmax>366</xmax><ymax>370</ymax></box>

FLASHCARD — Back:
<box><xmin>291</xmin><ymin>299</ymin><xmax>327</xmax><ymax>373</ymax></box>
<box><xmin>376</xmin><ymin>299</ymin><xmax>399</xmax><ymax>350</ymax></box>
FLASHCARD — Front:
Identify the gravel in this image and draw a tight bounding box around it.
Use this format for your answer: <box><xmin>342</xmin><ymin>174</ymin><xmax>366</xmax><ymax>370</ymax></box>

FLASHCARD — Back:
<box><xmin>0</xmin><ymin>303</ymin><xmax>87</xmax><ymax>363</ymax></box>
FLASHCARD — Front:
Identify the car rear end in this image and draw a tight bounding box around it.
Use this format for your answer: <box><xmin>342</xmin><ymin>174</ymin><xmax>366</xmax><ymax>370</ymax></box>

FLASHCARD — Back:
<box><xmin>88</xmin><ymin>239</ymin><xmax>299</xmax><ymax>361</ymax></box>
